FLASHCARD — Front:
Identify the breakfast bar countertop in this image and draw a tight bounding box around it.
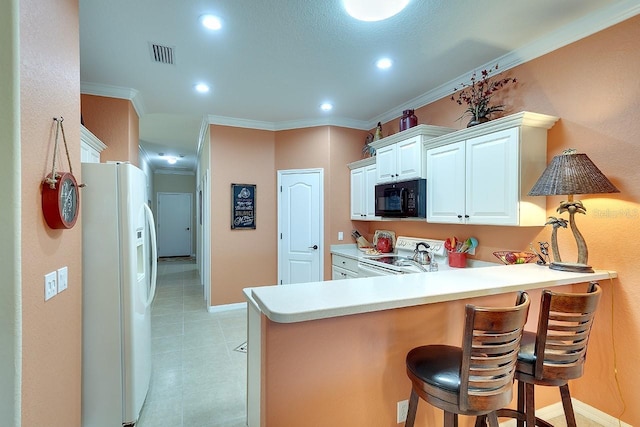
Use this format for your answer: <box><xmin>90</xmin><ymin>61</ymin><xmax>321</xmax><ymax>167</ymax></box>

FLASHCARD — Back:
<box><xmin>247</xmin><ymin>264</ymin><xmax>617</xmax><ymax>324</ymax></box>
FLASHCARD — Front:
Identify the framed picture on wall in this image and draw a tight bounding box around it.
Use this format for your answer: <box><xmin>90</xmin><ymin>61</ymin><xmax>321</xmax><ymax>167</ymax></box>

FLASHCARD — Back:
<box><xmin>231</xmin><ymin>183</ymin><xmax>256</xmax><ymax>229</ymax></box>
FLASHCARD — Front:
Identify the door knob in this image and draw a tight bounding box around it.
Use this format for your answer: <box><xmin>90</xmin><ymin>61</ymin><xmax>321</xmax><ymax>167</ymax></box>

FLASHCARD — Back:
<box><xmin>308</xmin><ymin>245</ymin><xmax>318</xmax><ymax>250</ymax></box>
<box><xmin>186</xmin><ymin>227</ymin><xmax>190</xmax><ymax>231</ymax></box>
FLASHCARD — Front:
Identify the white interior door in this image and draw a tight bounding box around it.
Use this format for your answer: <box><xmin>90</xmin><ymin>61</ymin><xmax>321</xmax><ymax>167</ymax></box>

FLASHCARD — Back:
<box><xmin>278</xmin><ymin>169</ymin><xmax>323</xmax><ymax>285</ymax></box>
<box><xmin>157</xmin><ymin>192</ymin><xmax>192</xmax><ymax>257</ymax></box>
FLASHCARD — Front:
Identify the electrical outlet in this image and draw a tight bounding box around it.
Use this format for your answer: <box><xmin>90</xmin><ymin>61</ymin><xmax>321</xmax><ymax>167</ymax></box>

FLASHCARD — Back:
<box><xmin>57</xmin><ymin>266</ymin><xmax>68</xmax><ymax>293</ymax></box>
<box><xmin>397</xmin><ymin>399</ymin><xmax>409</xmax><ymax>423</ymax></box>
<box><xmin>44</xmin><ymin>271</ymin><xmax>57</xmax><ymax>301</ymax></box>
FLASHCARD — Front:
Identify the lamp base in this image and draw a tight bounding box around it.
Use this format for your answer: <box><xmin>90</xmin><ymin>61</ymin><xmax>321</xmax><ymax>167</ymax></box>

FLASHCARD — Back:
<box><xmin>549</xmin><ymin>262</ymin><xmax>594</xmax><ymax>273</ymax></box>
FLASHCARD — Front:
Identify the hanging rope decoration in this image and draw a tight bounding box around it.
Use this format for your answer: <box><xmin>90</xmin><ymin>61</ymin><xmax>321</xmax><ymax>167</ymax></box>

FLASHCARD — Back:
<box><xmin>41</xmin><ymin>116</ymin><xmax>84</xmax><ymax>229</ymax></box>
<box><xmin>44</xmin><ymin>117</ymin><xmax>84</xmax><ymax>189</ymax></box>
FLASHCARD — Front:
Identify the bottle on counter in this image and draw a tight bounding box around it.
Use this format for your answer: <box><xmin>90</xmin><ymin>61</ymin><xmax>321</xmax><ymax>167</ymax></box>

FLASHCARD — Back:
<box><xmin>399</xmin><ymin>109</ymin><xmax>418</xmax><ymax>131</ymax></box>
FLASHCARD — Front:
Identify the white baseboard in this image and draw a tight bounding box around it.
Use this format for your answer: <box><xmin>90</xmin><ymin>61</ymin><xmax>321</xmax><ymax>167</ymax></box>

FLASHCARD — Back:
<box><xmin>207</xmin><ymin>302</ymin><xmax>247</xmax><ymax>313</ymax></box>
<box><xmin>499</xmin><ymin>398</ymin><xmax>631</xmax><ymax>427</ymax></box>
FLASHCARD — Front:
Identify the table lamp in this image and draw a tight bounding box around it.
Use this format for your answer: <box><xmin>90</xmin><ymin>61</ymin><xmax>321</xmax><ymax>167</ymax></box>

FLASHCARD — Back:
<box><xmin>528</xmin><ymin>148</ymin><xmax>619</xmax><ymax>273</ymax></box>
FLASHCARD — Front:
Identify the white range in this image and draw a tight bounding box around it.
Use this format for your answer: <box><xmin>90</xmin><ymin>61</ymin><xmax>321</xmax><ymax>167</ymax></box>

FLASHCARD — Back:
<box><xmin>356</xmin><ymin>236</ymin><xmax>492</xmax><ymax>277</ymax></box>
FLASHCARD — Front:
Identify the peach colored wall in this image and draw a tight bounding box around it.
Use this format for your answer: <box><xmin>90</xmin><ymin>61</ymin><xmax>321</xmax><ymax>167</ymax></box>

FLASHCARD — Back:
<box><xmin>328</xmin><ymin>126</ymin><xmax>370</xmax><ymax>253</ymax></box>
<box><xmin>209</xmin><ymin>125</ymin><xmax>364</xmax><ymax>302</ymax></box>
<box><xmin>265</xmin><ymin>16</ymin><xmax>639</xmax><ymax>426</ymax></box>
<box><xmin>210</xmin><ymin>125</ymin><xmax>277</xmax><ymax>305</ymax></box>
<box><xmin>81</xmin><ymin>94</ymin><xmax>139</xmax><ymax>166</ymax></box>
<box><xmin>20</xmin><ymin>0</ymin><xmax>82</xmax><ymax>424</ymax></box>
<box><xmin>275</xmin><ymin>126</ymin><xmax>365</xmax><ymax>279</ymax></box>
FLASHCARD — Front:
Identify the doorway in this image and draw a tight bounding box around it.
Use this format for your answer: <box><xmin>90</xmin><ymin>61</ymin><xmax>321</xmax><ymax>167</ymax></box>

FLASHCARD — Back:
<box><xmin>277</xmin><ymin>169</ymin><xmax>324</xmax><ymax>285</ymax></box>
<box><xmin>157</xmin><ymin>192</ymin><xmax>192</xmax><ymax>257</ymax></box>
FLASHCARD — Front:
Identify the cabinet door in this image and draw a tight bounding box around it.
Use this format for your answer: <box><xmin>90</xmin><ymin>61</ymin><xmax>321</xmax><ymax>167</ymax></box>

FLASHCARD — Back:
<box><xmin>331</xmin><ymin>265</ymin><xmax>358</xmax><ymax>280</ymax></box>
<box><xmin>465</xmin><ymin>128</ymin><xmax>519</xmax><ymax>225</ymax></box>
<box><xmin>426</xmin><ymin>141</ymin><xmax>465</xmax><ymax>223</ymax></box>
<box><xmin>375</xmin><ymin>144</ymin><xmax>397</xmax><ymax>183</ymax></box>
<box><xmin>81</xmin><ymin>141</ymin><xmax>101</xmax><ymax>163</ymax></box>
<box><xmin>350</xmin><ymin>167</ymin><xmax>366</xmax><ymax>220</ymax></box>
<box><xmin>396</xmin><ymin>136</ymin><xmax>423</xmax><ymax>181</ymax></box>
<box><xmin>364</xmin><ymin>164</ymin><xmax>378</xmax><ymax>218</ymax></box>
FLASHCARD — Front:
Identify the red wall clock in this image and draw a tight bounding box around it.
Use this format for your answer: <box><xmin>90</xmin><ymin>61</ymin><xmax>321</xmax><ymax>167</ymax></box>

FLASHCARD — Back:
<box><xmin>42</xmin><ymin>172</ymin><xmax>80</xmax><ymax>229</ymax></box>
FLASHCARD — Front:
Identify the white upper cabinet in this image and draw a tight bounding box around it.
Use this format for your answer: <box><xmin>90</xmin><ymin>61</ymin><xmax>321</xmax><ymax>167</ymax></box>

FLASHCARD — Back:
<box><xmin>375</xmin><ymin>136</ymin><xmax>424</xmax><ymax>183</ymax></box>
<box><xmin>370</xmin><ymin>125</ymin><xmax>454</xmax><ymax>184</ymax></box>
<box><xmin>426</xmin><ymin>112</ymin><xmax>559</xmax><ymax>226</ymax></box>
<box><xmin>80</xmin><ymin>125</ymin><xmax>106</xmax><ymax>164</ymax></box>
<box><xmin>349</xmin><ymin>159</ymin><xmax>378</xmax><ymax>220</ymax></box>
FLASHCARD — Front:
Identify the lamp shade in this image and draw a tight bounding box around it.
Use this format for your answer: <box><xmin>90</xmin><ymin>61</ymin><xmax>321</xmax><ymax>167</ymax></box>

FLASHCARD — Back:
<box><xmin>528</xmin><ymin>149</ymin><xmax>620</xmax><ymax>196</ymax></box>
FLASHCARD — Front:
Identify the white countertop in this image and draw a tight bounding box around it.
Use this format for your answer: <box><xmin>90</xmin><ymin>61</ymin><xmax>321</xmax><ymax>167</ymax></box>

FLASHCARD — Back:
<box><xmin>247</xmin><ymin>263</ymin><xmax>617</xmax><ymax>324</ymax></box>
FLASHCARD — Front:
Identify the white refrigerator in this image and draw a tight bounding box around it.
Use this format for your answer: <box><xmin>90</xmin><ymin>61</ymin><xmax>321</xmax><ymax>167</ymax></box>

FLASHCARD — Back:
<box><xmin>81</xmin><ymin>162</ymin><xmax>157</xmax><ymax>427</ymax></box>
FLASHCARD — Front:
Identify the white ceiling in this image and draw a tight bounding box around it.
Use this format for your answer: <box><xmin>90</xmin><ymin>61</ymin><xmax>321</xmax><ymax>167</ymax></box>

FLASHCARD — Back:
<box><xmin>79</xmin><ymin>0</ymin><xmax>639</xmax><ymax>173</ymax></box>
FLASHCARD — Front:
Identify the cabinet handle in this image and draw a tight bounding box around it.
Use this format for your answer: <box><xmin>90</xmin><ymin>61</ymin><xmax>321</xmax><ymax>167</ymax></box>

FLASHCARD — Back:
<box><xmin>464</xmin><ymin>214</ymin><xmax>470</xmax><ymax>219</ymax></box>
<box><xmin>457</xmin><ymin>214</ymin><xmax>463</xmax><ymax>219</ymax></box>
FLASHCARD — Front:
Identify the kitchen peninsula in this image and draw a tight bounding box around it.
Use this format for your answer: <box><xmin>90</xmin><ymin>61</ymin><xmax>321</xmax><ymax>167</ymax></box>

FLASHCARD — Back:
<box><xmin>244</xmin><ymin>264</ymin><xmax>616</xmax><ymax>426</ymax></box>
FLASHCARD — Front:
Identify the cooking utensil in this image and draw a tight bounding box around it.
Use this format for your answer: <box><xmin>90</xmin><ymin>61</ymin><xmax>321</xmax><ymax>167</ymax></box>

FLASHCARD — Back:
<box><xmin>444</xmin><ymin>236</ymin><xmax>457</xmax><ymax>252</ymax></box>
<box><xmin>468</xmin><ymin>237</ymin><xmax>478</xmax><ymax>252</ymax></box>
<box><xmin>459</xmin><ymin>237</ymin><xmax>478</xmax><ymax>253</ymax></box>
<box><xmin>412</xmin><ymin>242</ymin><xmax>431</xmax><ymax>265</ymax></box>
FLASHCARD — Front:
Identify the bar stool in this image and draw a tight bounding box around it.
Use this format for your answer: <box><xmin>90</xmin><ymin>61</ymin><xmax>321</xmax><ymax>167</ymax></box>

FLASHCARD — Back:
<box><xmin>497</xmin><ymin>282</ymin><xmax>602</xmax><ymax>427</ymax></box>
<box><xmin>404</xmin><ymin>292</ymin><xmax>530</xmax><ymax>427</ymax></box>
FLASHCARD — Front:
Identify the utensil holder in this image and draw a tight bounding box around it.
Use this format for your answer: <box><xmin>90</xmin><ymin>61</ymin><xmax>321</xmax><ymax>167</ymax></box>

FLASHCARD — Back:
<box><xmin>448</xmin><ymin>252</ymin><xmax>467</xmax><ymax>268</ymax></box>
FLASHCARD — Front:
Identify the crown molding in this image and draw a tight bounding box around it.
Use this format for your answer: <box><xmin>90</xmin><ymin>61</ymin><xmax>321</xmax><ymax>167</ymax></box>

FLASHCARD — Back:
<box><xmin>80</xmin><ymin>82</ymin><xmax>146</xmax><ymax>117</ymax></box>
<box><xmin>80</xmin><ymin>125</ymin><xmax>107</xmax><ymax>152</ymax></box>
<box><xmin>369</xmin><ymin>0</ymin><xmax>640</xmax><ymax>127</ymax></box>
<box><xmin>206</xmin><ymin>114</ymin><xmax>370</xmax><ymax>131</ymax></box>
<box><xmin>81</xmin><ymin>1</ymin><xmax>640</xmax><ymax>132</ymax></box>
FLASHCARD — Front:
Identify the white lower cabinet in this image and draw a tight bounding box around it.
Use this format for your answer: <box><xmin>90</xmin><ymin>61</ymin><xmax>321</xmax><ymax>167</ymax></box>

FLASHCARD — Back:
<box><xmin>331</xmin><ymin>254</ymin><xmax>359</xmax><ymax>280</ymax></box>
<box><xmin>426</xmin><ymin>112</ymin><xmax>559</xmax><ymax>226</ymax></box>
<box><xmin>350</xmin><ymin>161</ymin><xmax>378</xmax><ymax>220</ymax></box>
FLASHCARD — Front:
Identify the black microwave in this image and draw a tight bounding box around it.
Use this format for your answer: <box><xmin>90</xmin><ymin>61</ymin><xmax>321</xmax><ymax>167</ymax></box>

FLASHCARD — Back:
<box><xmin>374</xmin><ymin>178</ymin><xmax>426</xmax><ymax>218</ymax></box>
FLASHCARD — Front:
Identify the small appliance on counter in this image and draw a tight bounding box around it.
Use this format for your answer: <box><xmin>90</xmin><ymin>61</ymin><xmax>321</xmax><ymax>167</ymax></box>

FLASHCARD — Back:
<box><xmin>373</xmin><ymin>230</ymin><xmax>396</xmax><ymax>253</ymax></box>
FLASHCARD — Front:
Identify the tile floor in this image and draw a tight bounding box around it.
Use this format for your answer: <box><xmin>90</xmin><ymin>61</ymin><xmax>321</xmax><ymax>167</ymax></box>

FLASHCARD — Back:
<box><xmin>137</xmin><ymin>258</ymin><xmax>605</xmax><ymax>427</ymax></box>
<box><xmin>137</xmin><ymin>258</ymin><xmax>248</xmax><ymax>427</ymax></box>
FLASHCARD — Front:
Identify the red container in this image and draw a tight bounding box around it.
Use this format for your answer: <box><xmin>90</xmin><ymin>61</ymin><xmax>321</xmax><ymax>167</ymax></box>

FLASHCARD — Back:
<box><xmin>399</xmin><ymin>109</ymin><xmax>418</xmax><ymax>131</ymax></box>
<box><xmin>448</xmin><ymin>252</ymin><xmax>467</xmax><ymax>268</ymax></box>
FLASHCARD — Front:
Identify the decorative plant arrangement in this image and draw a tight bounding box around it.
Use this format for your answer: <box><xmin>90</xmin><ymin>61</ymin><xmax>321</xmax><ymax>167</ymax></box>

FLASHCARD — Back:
<box><xmin>451</xmin><ymin>64</ymin><xmax>517</xmax><ymax>127</ymax></box>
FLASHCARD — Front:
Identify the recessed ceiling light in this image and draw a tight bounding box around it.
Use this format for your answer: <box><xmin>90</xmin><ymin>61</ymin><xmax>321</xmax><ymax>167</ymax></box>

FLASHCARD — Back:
<box><xmin>320</xmin><ymin>103</ymin><xmax>333</xmax><ymax>111</ymax></box>
<box><xmin>194</xmin><ymin>83</ymin><xmax>210</xmax><ymax>93</ymax></box>
<box><xmin>376</xmin><ymin>58</ymin><xmax>393</xmax><ymax>70</ymax></box>
<box><xmin>167</xmin><ymin>156</ymin><xmax>177</xmax><ymax>165</ymax></box>
<box><xmin>200</xmin><ymin>14</ymin><xmax>222</xmax><ymax>30</ymax></box>
<box><xmin>343</xmin><ymin>0</ymin><xmax>410</xmax><ymax>22</ymax></box>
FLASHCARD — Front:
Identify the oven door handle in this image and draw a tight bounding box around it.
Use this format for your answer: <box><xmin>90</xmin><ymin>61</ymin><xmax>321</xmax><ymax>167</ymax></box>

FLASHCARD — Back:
<box><xmin>357</xmin><ymin>262</ymin><xmax>399</xmax><ymax>277</ymax></box>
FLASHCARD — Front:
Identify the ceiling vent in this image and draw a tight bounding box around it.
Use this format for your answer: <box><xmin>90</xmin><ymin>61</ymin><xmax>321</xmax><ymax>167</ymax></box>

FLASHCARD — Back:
<box><xmin>149</xmin><ymin>43</ymin><xmax>175</xmax><ymax>65</ymax></box>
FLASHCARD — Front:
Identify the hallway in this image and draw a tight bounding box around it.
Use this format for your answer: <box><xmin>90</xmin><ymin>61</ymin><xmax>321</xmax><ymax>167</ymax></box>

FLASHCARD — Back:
<box><xmin>138</xmin><ymin>258</ymin><xmax>247</xmax><ymax>427</ymax></box>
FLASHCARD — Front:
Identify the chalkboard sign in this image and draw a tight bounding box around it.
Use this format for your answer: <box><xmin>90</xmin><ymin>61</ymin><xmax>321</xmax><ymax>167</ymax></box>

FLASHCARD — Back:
<box><xmin>231</xmin><ymin>183</ymin><xmax>256</xmax><ymax>229</ymax></box>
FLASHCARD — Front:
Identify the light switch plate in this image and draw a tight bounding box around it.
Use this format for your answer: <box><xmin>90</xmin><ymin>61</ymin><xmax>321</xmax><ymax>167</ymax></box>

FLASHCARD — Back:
<box><xmin>57</xmin><ymin>266</ymin><xmax>68</xmax><ymax>292</ymax></box>
<box><xmin>44</xmin><ymin>271</ymin><xmax>57</xmax><ymax>301</ymax></box>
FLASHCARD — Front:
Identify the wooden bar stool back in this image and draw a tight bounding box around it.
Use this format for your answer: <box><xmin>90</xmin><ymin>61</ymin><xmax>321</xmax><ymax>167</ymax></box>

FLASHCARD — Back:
<box><xmin>404</xmin><ymin>292</ymin><xmax>530</xmax><ymax>427</ymax></box>
<box><xmin>498</xmin><ymin>282</ymin><xmax>602</xmax><ymax>427</ymax></box>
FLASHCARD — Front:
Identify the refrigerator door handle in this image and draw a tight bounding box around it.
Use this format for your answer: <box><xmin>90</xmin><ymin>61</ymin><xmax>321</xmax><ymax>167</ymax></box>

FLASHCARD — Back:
<box><xmin>143</xmin><ymin>203</ymin><xmax>158</xmax><ymax>308</ymax></box>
